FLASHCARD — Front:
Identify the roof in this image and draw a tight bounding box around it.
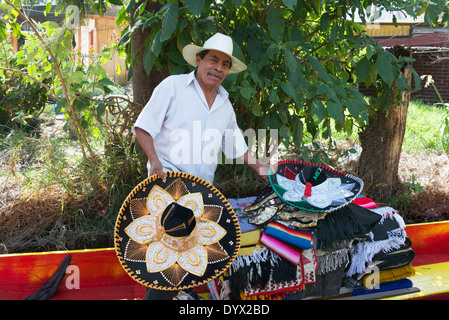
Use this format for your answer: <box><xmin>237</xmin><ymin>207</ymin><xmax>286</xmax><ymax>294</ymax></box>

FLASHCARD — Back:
<box><xmin>378</xmin><ymin>32</ymin><xmax>449</xmax><ymax>49</ymax></box>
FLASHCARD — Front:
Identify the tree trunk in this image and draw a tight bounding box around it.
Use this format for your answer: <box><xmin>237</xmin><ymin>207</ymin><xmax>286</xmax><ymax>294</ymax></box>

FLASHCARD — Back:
<box><xmin>357</xmin><ymin>49</ymin><xmax>412</xmax><ymax>201</ymax></box>
<box><xmin>130</xmin><ymin>1</ymin><xmax>169</xmax><ymax>110</ymax></box>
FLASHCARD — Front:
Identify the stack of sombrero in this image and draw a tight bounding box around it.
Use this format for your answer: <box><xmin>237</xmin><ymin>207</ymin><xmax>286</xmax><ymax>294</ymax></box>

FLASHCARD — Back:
<box><xmin>228</xmin><ymin>160</ymin><xmax>415</xmax><ymax>299</ymax></box>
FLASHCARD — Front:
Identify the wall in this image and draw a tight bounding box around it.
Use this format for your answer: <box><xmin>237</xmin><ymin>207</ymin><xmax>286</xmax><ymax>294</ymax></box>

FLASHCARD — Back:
<box><xmin>411</xmin><ymin>50</ymin><xmax>449</xmax><ymax>104</ymax></box>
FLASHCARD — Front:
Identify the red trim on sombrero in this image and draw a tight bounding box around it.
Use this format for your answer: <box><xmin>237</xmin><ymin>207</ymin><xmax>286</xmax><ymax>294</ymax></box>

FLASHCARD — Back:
<box><xmin>276</xmin><ymin>160</ymin><xmax>347</xmax><ymax>176</ymax></box>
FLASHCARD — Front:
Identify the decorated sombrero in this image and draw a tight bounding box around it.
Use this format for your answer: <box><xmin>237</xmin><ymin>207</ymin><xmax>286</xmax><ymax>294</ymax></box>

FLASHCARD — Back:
<box><xmin>268</xmin><ymin>160</ymin><xmax>363</xmax><ymax>213</ymax></box>
<box><xmin>114</xmin><ymin>171</ymin><xmax>241</xmax><ymax>291</ymax></box>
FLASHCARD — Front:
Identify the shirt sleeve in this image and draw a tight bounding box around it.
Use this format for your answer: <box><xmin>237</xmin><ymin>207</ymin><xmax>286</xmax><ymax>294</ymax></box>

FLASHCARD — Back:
<box><xmin>132</xmin><ymin>77</ymin><xmax>174</xmax><ymax>138</ymax></box>
<box><xmin>222</xmin><ymin>110</ymin><xmax>248</xmax><ymax>159</ymax></box>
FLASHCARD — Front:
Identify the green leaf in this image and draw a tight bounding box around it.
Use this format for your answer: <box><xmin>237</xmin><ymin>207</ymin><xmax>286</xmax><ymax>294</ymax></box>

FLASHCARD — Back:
<box><xmin>283</xmin><ymin>0</ymin><xmax>297</xmax><ymax>10</ymax></box>
<box><xmin>355</xmin><ymin>57</ymin><xmax>371</xmax><ymax>83</ymax></box>
<box><xmin>346</xmin><ymin>98</ymin><xmax>368</xmax><ymax>122</ymax></box>
<box><xmin>311</xmin><ymin>99</ymin><xmax>326</xmax><ymax>124</ymax></box>
<box><xmin>184</xmin><ymin>0</ymin><xmax>205</xmax><ymax>16</ymax></box>
<box><xmin>240</xmin><ymin>87</ymin><xmax>255</xmax><ymax>100</ymax></box>
<box><xmin>0</xmin><ymin>20</ymin><xmax>6</xmax><ymax>42</ymax></box>
<box><xmin>96</xmin><ymin>101</ymin><xmax>106</xmax><ymax>118</ymax></box>
<box><xmin>269</xmin><ymin>89</ymin><xmax>279</xmax><ymax>104</ymax></box>
<box><xmin>98</xmin><ymin>78</ymin><xmax>114</xmax><ymax>87</ymax></box>
<box><xmin>320</xmin><ymin>12</ymin><xmax>330</xmax><ymax>31</ymax></box>
<box><xmin>376</xmin><ymin>50</ymin><xmax>397</xmax><ymax>85</ymax></box>
<box><xmin>267</xmin><ymin>4</ymin><xmax>284</xmax><ymax>42</ymax></box>
<box><xmin>160</xmin><ymin>3</ymin><xmax>179</xmax><ymax>42</ymax></box>
<box><xmin>67</xmin><ymin>71</ymin><xmax>84</xmax><ymax>83</ymax></box>
<box><xmin>281</xmin><ymin>82</ymin><xmax>297</xmax><ymax>102</ymax></box>
<box><xmin>249</xmin><ymin>100</ymin><xmax>262</xmax><ymax>116</ymax></box>
<box><xmin>44</xmin><ymin>3</ymin><xmax>51</xmax><ymax>16</ymax></box>
<box><xmin>247</xmin><ymin>36</ymin><xmax>265</xmax><ymax>61</ymax></box>
<box><xmin>326</xmin><ymin>100</ymin><xmax>344</xmax><ymax>123</ymax></box>
<box><xmin>55</xmin><ymin>97</ymin><xmax>67</xmax><ymax>114</ymax></box>
<box><xmin>291</xmin><ymin>116</ymin><xmax>303</xmax><ymax>149</ymax></box>
<box><xmin>125</xmin><ymin>0</ymin><xmax>136</xmax><ymax>13</ymax></box>
<box><xmin>308</xmin><ymin>55</ymin><xmax>329</xmax><ymax>82</ymax></box>
<box><xmin>143</xmin><ymin>31</ymin><xmax>163</xmax><ymax>75</ymax></box>
<box><xmin>283</xmin><ymin>49</ymin><xmax>297</xmax><ymax>75</ymax></box>
<box><xmin>280</xmin><ymin>124</ymin><xmax>291</xmax><ymax>148</ymax></box>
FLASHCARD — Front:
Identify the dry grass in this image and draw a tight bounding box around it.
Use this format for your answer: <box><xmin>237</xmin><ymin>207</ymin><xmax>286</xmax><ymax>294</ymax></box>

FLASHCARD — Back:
<box><xmin>399</xmin><ymin>152</ymin><xmax>449</xmax><ymax>222</ymax></box>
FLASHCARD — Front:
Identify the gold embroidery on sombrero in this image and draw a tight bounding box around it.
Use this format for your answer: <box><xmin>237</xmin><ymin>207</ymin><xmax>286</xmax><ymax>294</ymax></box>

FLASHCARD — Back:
<box><xmin>124</xmin><ymin>238</ymin><xmax>147</xmax><ymax>262</ymax></box>
<box><xmin>147</xmin><ymin>185</ymin><xmax>175</xmax><ymax>216</ymax></box>
<box><xmin>177</xmin><ymin>243</ymin><xmax>208</xmax><ymax>277</ymax></box>
<box><xmin>177</xmin><ymin>192</ymin><xmax>203</xmax><ymax>218</ymax></box>
<box><xmin>205</xmin><ymin>243</ymin><xmax>229</xmax><ymax>264</ymax></box>
<box><xmin>165</xmin><ymin>177</ymin><xmax>189</xmax><ymax>201</ymax></box>
<box><xmin>124</xmin><ymin>215</ymin><xmax>157</xmax><ymax>244</ymax></box>
<box><xmin>129</xmin><ymin>197</ymin><xmax>149</xmax><ymax>219</ymax></box>
<box><xmin>198</xmin><ymin>221</ymin><xmax>226</xmax><ymax>245</ymax></box>
<box><xmin>202</xmin><ymin>204</ymin><xmax>223</xmax><ymax>222</ymax></box>
<box><xmin>146</xmin><ymin>241</ymin><xmax>178</xmax><ymax>273</ymax></box>
<box><xmin>161</xmin><ymin>263</ymin><xmax>188</xmax><ymax>287</ymax></box>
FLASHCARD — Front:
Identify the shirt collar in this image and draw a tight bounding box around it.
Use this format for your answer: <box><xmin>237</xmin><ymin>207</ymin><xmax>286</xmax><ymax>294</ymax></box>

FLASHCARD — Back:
<box><xmin>186</xmin><ymin>70</ymin><xmax>229</xmax><ymax>100</ymax></box>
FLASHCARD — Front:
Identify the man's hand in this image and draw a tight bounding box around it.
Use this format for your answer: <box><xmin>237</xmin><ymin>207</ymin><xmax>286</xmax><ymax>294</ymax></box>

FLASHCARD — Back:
<box><xmin>240</xmin><ymin>151</ymin><xmax>276</xmax><ymax>182</ymax></box>
<box><xmin>149</xmin><ymin>158</ymin><xmax>166</xmax><ymax>182</ymax></box>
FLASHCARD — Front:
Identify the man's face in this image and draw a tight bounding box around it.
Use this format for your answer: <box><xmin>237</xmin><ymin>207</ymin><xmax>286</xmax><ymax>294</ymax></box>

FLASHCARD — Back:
<box><xmin>195</xmin><ymin>50</ymin><xmax>231</xmax><ymax>90</ymax></box>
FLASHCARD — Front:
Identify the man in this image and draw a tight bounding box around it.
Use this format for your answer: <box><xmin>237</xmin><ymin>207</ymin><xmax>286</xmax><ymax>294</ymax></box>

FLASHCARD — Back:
<box><xmin>134</xmin><ymin>32</ymin><xmax>269</xmax><ymax>184</ymax></box>
<box><xmin>133</xmin><ymin>33</ymin><xmax>270</xmax><ymax>300</ymax></box>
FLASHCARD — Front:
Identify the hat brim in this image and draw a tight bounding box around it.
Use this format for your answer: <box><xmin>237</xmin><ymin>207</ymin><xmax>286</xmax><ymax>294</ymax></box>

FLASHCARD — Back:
<box><xmin>182</xmin><ymin>44</ymin><xmax>247</xmax><ymax>74</ymax></box>
<box><xmin>114</xmin><ymin>171</ymin><xmax>241</xmax><ymax>291</ymax></box>
<box><xmin>269</xmin><ymin>160</ymin><xmax>363</xmax><ymax>213</ymax></box>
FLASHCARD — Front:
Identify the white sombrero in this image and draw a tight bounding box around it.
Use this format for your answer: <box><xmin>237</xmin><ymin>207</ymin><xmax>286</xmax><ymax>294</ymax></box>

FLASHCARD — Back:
<box><xmin>182</xmin><ymin>33</ymin><xmax>247</xmax><ymax>74</ymax></box>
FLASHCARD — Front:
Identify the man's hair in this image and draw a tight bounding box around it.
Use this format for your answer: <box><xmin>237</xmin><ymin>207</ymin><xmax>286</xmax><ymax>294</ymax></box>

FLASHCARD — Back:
<box><xmin>196</xmin><ymin>50</ymin><xmax>233</xmax><ymax>69</ymax></box>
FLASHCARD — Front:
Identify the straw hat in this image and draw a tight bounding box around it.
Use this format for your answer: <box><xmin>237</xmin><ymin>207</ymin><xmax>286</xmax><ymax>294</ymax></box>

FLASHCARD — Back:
<box><xmin>182</xmin><ymin>33</ymin><xmax>247</xmax><ymax>74</ymax></box>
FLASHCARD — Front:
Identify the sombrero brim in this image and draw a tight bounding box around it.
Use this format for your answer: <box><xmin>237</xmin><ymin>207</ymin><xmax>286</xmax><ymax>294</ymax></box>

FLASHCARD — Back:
<box><xmin>114</xmin><ymin>171</ymin><xmax>241</xmax><ymax>291</ymax></box>
<box><xmin>268</xmin><ymin>160</ymin><xmax>363</xmax><ymax>213</ymax></box>
<box><xmin>182</xmin><ymin>44</ymin><xmax>247</xmax><ymax>74</ymax></box>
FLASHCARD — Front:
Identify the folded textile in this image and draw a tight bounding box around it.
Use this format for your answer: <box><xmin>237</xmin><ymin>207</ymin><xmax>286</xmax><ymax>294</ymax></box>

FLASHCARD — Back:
<box><xmin>346</xmin><ymin>209</ymin><xmax>408</xmax><ymax>277</ymax></box>
<box><xmin>370</xmin><ymin>237</ymin><xmax>415</xmax><ymax>270</ymax></box>
<box><xmin>229</xmin><ymin>196</ymin><xmax>258</xmax><ymax>233</ymax></box>
<box><xmin>243</xmin><ymin>263</ymin><xmax>305</xmax><ymax>299</ymax></box>
<box><xmin>260</xmin><ymin>232</ymin><xmax>303</xmax><ymax>265</ymax></box>
<box><xmin>355</xmin><ymin>239</ymin><xmax>416</xmax><ymax>287</ymax></box>
<box><xmin>316</xmin><ymin>203</ymin><xmax>381</xmax><ymax>250</ymax></box>
<box><xmin>351</xmin><ymin>278</ymin><xmax>413</xmax><ymax>296</ymax></box>
<box><xmin>229</xmin><ymin>247</ymin><xmax>297</xmax><ymax>297</ymax></box>
<box><xmin>240</xmin><ymin>229</ymin><xmax>261</xmax><ymax>247</ymax></box>
<box><xmin>352</xmin><ymin>195</ymin><xmax>379</xmax><ymax>209</ymax></box>
<box><xmin>300</xmin><ymin>264</ymin><xmax>347</xmax><ymax>298</ymax></box>
<box><xmin>228</xmin><ymin>196</ymin><xmax>257</xmax><ymax>213</ymax></box>
<box><xmin>265</xmin><ymin>222</ymin><xmax>314</xmax><ymax>250</ymax></box>
<box><xmin>316</xmin><ymin>248</ymin><xmax>349</xmax><ymax>275</ymax></box>
<box><xmin>241</xmin><ymin>248</ymin><xmax>317</xmax><ymax>299</ymax></box>
<box><xmin>362</xmin><ymin>265</ymin><xmax>416</xmax><ymax>288</ymax></box>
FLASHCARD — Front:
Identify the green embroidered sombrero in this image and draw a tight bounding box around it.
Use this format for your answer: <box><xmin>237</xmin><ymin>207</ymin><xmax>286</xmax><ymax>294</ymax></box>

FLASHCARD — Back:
<box><xmin>114</xmin><ymin>171</ymin><xmax>241</xmax><ymax>291</ymax></box>
<box><xmin>268</xmin><ymin>160</ymin><xmax>363</xmax><ymax>213</ymax></box>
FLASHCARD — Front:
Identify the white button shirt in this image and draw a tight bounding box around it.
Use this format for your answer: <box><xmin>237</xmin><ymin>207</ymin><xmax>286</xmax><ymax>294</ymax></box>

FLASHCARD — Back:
<box><xmin>133</xmin><ymin>71</ymin><xmax>248</xmax><ymax>183</ymax></box>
